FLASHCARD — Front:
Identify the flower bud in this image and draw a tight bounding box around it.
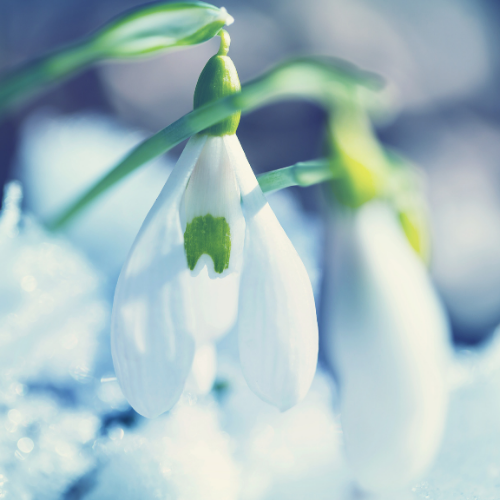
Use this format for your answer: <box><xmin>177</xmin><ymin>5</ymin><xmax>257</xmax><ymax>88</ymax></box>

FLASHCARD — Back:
<box><xmin>93</xmin><ymin>2</ymin><xmax>234</xmax><ymax>59</ymax></box>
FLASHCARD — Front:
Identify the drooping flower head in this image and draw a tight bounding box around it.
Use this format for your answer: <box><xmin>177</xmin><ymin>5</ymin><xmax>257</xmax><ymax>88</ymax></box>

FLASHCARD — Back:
<box><xmin>111</xmin><ymin>31</ymin><xmax>319</xmax><ymax>418</ymax></box>
<box><xmin>324</xmin><ymin>201</ymin><xmax>450</xmax><ymax>492</ymax></box>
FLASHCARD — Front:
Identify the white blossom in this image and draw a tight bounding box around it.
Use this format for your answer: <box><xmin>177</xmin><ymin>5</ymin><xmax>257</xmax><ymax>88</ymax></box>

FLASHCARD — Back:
<box><xmin>324</xmin><ymin>201</ymin><xmax>451</xmax><ymax>492</ymax></box>
<box><xmin>112</xmin><ymin>134</ymin><xmax>318</xmax><ymax>417</ymax></box>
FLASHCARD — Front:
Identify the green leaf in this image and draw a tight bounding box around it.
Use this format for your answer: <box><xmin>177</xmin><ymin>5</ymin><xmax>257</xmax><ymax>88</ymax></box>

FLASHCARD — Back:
<box><xmin>47</xmin><ymin>57</ymin><xmax>383</xmax><ymax>230</ymax></box>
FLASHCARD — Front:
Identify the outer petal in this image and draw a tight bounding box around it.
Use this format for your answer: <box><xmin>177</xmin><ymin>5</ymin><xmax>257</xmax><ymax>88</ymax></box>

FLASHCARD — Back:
<box><xmin>324</xmin><ymin>202</ymin><xmax>450</xmax><ymax>491</ymax></box>
<box><xmin>111</xmin><ymin>134</ymin><xmax>207</xmax><ymax>418</ymax></box>
<box><xmin>224</xmin><ymin>134</ymin><xmax>319</xmax><ymax>411</ymax></box>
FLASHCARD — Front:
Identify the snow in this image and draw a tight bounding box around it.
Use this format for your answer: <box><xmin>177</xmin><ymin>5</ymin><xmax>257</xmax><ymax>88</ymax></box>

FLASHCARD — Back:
<box><xmin>7</xmin><ymin>111</ymin><xmax>500</xmax><ymax>499</ymax></box>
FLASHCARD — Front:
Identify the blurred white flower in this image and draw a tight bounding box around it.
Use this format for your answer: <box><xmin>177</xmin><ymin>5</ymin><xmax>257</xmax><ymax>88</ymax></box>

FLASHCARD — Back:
<box><xmin>112</xmin><ymin>133</ymin><xmax>318</xmax><ymax>418</ymax></box>
<box><xmin>16</xmin><ymin>111</ymin><xmax>172</xmax><ymax>276</ymax></box>
<box><xmin>323</xmin><ymin>201</ymin><xmax>451</xmax><ymax>492</ymax></box>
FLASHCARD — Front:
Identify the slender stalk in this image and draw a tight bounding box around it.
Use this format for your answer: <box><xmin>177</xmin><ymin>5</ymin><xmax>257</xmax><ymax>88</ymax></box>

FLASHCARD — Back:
<box><xmin>217</xmin><ymin>29</ymin><xmax>231</xmax><ymax>56</ymax></box>
<box><xmin>47</xmin><ymin>57</ymin><xmax>382</xmax><ymax>230</ymax></box>
<box><xmin>257</xmin><ymin>158</ymin><xmax>336</xmax><ymax>193</ymax></box>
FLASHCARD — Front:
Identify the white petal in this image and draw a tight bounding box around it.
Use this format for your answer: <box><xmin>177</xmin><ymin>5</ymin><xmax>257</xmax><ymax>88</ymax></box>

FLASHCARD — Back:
<box><xmin>190</xmin><ymin>266</ymin><xmax>240</xmax><ymax>343</ymax></box>
<box><xmin>185</xmin><ymin>342</ymin><xmax>217</xmax><ymax>395</ymax></box>
<box><xmin>182</xmin><ymin>135</ymin><xmax>245</xmax><ymax>278</ymax></box>
<box><xmin>325</xmin><ymin>201</ymin><xmax>451</xmax><ymax>492</ymax></box>
<box><xmin>111</xmin><ymin>134</ymin><xmax>207</xmax><ymax>418</ymax></box>
<box><xmin>224</xmin><ymin>134</ymin><xmax>319</xmax><ymax>411</ymax></box>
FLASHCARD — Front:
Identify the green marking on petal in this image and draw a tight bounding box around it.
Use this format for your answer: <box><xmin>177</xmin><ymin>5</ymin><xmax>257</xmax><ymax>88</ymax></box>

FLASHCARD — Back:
<box><xmin>184</xmin><ymin>214</ymin><xmax>231</xmax><ymax>273</ymax></box>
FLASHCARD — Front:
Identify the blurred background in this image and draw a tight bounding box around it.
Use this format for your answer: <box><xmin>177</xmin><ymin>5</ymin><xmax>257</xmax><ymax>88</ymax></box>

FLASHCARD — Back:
<box><xmin>1</xmin><ymin>1</ymin><xmax>500</xmax><ymax>499</ymax></box>
<box><xmin>2</xmin><ymin>0</ymin><xmax>500</xmax><ymax>345</ymax></box>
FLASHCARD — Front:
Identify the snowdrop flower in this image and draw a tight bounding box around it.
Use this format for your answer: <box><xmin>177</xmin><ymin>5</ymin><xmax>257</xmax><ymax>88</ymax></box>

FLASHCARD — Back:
<box><xmin>324</xmin><ymin>201</ymin><xmax>451</xmax><ymax>492</ymax></box>
<box><xmin>111</xmin><ymin>34</ymin><xmax>318</xmax><ymax>418</ymax></box>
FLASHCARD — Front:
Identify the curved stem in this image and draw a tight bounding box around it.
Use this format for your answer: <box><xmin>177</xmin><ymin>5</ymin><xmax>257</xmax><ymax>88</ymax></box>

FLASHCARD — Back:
<box><xmin>217</xmin><ymin>29</ymin><xmax>231</xmax><ymax>56</ymax></box>
<box><xmin>257</xmin><ymin>158</ymin><xmax>337</xmax><ymax>193</ymax></box>
<box><xmin>47</xmin><ymin>57</ymin><xmax>382</xmax><ymax>230</ymax></box>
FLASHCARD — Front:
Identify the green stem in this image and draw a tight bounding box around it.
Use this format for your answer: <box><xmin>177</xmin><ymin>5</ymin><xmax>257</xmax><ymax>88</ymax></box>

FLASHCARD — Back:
<box><xmin>217</xmin><ymin>29</ymin><xmax>231</xmax><ymax>56</ymax></box>
<box><xmin>0</xmin><ymin>42</ymin><xmax>100</xmax><ymax>115</ymax></box>
<box><xmin>47</xmin><ymin>57</ymin><xmax>381</xmax><ymax>230</ymax></box>
<box><xmin>257</xmin><ymin>158</ymin><xmax>336</xmax><ymax>193</ymax></box>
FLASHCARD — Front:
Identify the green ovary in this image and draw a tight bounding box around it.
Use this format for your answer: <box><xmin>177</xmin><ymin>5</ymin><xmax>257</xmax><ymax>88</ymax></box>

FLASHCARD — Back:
<box><xmin>184</xmin><ymin>214</ymin><xmax>231</xmax><ymax>274</ymax></box>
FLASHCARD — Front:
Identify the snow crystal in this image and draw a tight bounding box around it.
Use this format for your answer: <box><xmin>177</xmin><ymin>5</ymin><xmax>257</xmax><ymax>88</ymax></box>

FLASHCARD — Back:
<box><xmin>410</xmin><ymin>332</ymin><xmax>500</xmax><ymax>500</ymax></box>
<box><xmin>0</xmin><ymin>182</ymin><xmax>107</xmax><ymax>387</ymax></box>
<box><xmin>0</xmin><ymin>182</ymin><xmax>108</xmax><ymax>499</ymax></box>
<box><xmin>87</xmin><ymin>400</ymin><xmax>240</xmax><ymax>500</ymax></box>
<box><xmin>215</xmin><ymin>342</ymin><xmax>349</xmax><ymax>500</ymax></box>
<box><xmin>0</xmin><ymin>389</ymin><xmax>100</xmax><ymax>500</ymax></box>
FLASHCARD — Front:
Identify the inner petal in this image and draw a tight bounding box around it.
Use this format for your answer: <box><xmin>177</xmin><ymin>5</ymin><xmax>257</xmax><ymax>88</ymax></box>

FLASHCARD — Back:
<box><xmin>184</xmin><ymin>214</ymin><xmax>231</xmax><ymax>273</ymax></box>
<box><xmin>182</xmin><ymin>136</ymin><xmax>245</xmax><ymax>278</ymax></box>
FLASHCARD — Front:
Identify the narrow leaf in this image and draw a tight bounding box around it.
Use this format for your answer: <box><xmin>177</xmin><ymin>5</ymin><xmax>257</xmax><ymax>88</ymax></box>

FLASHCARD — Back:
<box><xmin>48</xmin><ymin>57</ymin><xmax>383</xmax><ymax>230</ymax></box>
<box><xmin>0</xmin><ymin>2</ymin><xmax>233</xmax><ymax>115</ymax></box>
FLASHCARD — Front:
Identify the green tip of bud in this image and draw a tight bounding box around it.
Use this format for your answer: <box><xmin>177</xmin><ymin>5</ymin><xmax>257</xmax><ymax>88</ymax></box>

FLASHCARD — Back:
<box><xmin>193</xmin><ymin>30</ymin><xmax>241</xmax><ymax>136</ymax></box>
